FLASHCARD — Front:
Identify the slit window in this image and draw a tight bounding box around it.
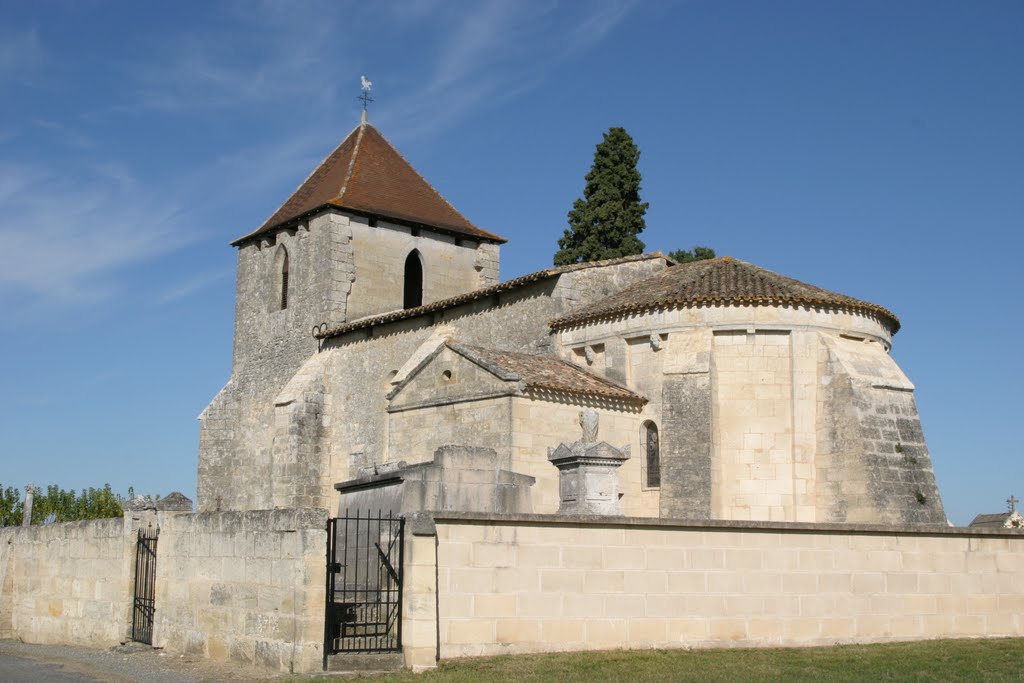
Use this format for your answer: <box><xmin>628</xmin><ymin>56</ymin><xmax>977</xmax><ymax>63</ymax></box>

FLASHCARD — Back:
<box><xmin>643</xmin><ymin>421</ymin><xmax>660</xmax><ymax>488</ymax></box>
<box><xmin>281</xmin><ymin>258</ymin><xmax>289</xmax><ymax>309</ymax></box>
<box><xmin>274</xmin><ymin>246</ymin><xmax>290</xmax><ymax>311</ymax></box>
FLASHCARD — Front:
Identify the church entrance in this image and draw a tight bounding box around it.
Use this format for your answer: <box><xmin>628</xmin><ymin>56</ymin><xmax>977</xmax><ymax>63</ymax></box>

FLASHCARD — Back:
<box><xmin>324</xmin><ymin>511</ymin><xmax>405</xmax><ymax>663</ymax></box>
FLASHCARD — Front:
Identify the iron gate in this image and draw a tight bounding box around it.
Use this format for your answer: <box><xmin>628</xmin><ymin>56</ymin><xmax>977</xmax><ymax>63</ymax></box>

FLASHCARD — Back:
<box><xmin>324</xmin><ymin>510</ymin><xmax>404</xmax><ymax>660</ymax></box>
<box><xmin>131</xmin><ymin>525</ymin><xmax>159</xmax><ymax>644</ymax></box>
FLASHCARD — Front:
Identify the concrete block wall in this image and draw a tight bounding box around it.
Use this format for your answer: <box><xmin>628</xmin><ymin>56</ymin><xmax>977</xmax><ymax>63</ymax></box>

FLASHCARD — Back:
<box><xmin>0</xmin><ymin>518</ymin><xmax>131</xmax><ymax>647</ymax></box>
<box><xmin>154</xmin><ymin>508</ymin><xmax>328</xmax><ymax>674</ymax></box>
<box><xmin>401</xmin><ymin>513</ymin><xmax>1024</xmax><ymax>668</ymax></box>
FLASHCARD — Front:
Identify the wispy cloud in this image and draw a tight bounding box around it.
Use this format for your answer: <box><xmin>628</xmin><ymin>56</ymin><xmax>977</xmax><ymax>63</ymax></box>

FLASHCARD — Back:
<box><xmin>0</xmin><ymin>28</ymin><xmax>43</xmax><ymax>77</ymax></box>
<box><xmin>31</xmin><ymin>118</ymin><xmax>96</xmax><ymax>150</ymax></box>
<box><xmin>562</xmin><ymin>0</ymin><xmax>637</xmax><ymax>57</ymax></box>
<box><xmin>0</xmin><ymin>160</ymin><xmax>194</xmax><ymax>320</ymax></box>
<box><xmin>0</xmin><ymin>1</ymin><xmax>638</xmax><ymax>324</ymax></box>
<box><xmin>110</xmin><ymin>3</ymin><xmax>346</xmax><ymax>114</ymax></box>
<box><xmin>158</xmin><ymin>267</ymin><xmax>232</xmax><ymax>304</ymax></box>
<box><xmin>98</xmin><ymin>0</ymin><xmax>636</xmax><ymax>136</ymax></box>
<box><xmin>378</xmin><ymin>0</ymin><xmax>638</xmax><ymax>139</ymax></box>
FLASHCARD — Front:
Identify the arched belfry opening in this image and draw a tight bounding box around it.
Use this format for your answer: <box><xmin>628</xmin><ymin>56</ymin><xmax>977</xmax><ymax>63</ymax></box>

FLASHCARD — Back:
<box><xmin>274</xmin><ymin>246</ymin><xmax>289</xmax><ymax>311</ymax></box>
<box><xmin>403</xmin><ymin>250</ymin><xmax>423</xmax><ymax>309</ymax></box>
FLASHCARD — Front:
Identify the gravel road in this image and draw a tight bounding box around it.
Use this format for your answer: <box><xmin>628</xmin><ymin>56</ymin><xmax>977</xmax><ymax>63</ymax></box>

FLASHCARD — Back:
<box><xmin>0</xmin><ymin>640</ymin><xmax>294</xmax><ymax>683</ymax></box>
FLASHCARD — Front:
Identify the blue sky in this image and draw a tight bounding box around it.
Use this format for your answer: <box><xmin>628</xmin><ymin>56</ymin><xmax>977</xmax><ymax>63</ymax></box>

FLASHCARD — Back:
<box><xmin>0</xmin><ymin>1</ymin><xmax>1021</xmax><ymax>525</ymax></box>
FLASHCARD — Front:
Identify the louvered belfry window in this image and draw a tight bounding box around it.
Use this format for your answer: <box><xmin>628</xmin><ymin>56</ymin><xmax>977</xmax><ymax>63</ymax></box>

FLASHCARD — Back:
<box><xmin>644</xmin><ymin>421</ymin><xmax>660</xmax><ymax>488</ymax></box>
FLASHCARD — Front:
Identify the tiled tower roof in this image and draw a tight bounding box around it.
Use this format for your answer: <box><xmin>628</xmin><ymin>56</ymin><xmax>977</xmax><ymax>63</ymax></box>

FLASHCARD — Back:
<box><xmin>232</xmin><ymin>122</ymin><xmax>504</xmax><ymax>246</ymax></box>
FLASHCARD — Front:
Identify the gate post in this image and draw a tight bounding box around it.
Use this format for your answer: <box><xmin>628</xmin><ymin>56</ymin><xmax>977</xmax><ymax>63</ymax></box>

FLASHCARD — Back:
<box><xmin>401</xmin><ymin>512</ymin><xmax>439</xmax><ymax>672</ymax></box>
<box><xmin>122</xmin><ymin>496</ymin><xmax>157</xmax><ymax>643</ymax></box>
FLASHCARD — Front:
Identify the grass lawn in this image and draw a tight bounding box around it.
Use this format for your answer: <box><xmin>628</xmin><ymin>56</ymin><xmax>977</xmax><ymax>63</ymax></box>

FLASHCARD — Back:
<box><xmin>331</xmin><ymin>639</ymin><xmax>1024</xmax><ymax>682</ymax></box>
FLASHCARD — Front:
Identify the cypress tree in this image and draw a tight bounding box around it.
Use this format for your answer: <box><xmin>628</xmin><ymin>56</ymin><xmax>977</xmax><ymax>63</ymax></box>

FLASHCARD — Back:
<box><xmin>554</xmin><ymin>127</ymin><xmax>649</xmax><ymax>265</ymax></box>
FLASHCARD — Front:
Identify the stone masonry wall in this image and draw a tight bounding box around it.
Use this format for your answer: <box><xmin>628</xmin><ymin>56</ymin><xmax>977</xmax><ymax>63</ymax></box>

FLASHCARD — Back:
<box><xmin>320</xmin><ymin>281</ymin><xmax>565</xmax><ymax>509</ymax></box>
<box><xmin>314</xmin><ymin>258</ymin><xmax>670</xmax><ymax>511</ymax></box>
<box><xmin>0</xmin><ymin>509</ymin><xmax>328</xmax><ymax>674</ymax></box>
<box><xmin>200</xmin><ymin>207</ymin><xmax>517</xmax><ymax>513</ymax></box>
<box><xmin>508</xmin><ymin>397</ymin><xmax>654</xmax><ymax>516</ymax></box>
<box><xmin>0</xmin><ymin>518</ymin><xmax>131</xmax><ymax>647</ymax></box>
<box><xmin>388</xmin><ymin>396</ymin><xmax>514</xmax><ymax>470</ymax></box>
<box><xmin>817</xmin><ymin>336</ymin><xmax>945</xmax><ymax>525</ymax></box>
<box><xmin>346</xmin><ymin>216</ymin><xmax>490</xmax><ymax>321</ymax></box>
<box><xmin>712</xmin><ymin>330</ymin><xmax>795</xmax><ymax>521</ymax></box>
<box><xmin>401</xmin><ymin>513</ymin><xmax>1024</xmax><ymax>668</ymax></box>
<box><xmin>661</xmin><ymin>374</ymin><xmax>712</xmax><ymax>519</ymax></box>
<box><xmin>270</xmin><ymin>354</ymin><xmax>330</xmax><ymax>510</ymax></box>
<box><xmin>154</xmin><ymin>508</ymin><xmax>328</xmax><ymax>674</ymax></box>
<box><xmin>557</xmin><ymin>304</ymin><xmax>939</xmax><ymax>525</ymax></box>
<box><xmin>199</xmin><ymin>212</ymin><xmax>346</xmax><ymax>512</ymax></box>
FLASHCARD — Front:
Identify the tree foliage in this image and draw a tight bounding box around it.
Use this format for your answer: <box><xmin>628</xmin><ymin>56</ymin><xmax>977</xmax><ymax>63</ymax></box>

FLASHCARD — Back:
<box><xmin>668</xmin><ymin>246</ymin><xmax>717</xmax><ymax>263</ymax></box>
<box><xmin>555</xmin><ymin>127</ymin><xmax>649</xmax><ymax>265</ymax></box>
<box><xmin>0</xmin><ymin>483</ymin><xmax>144</xmax><ymax>527</ymax></box>
<box><xmin>0</xmin><ymin>486</ymin><xmax>20</xmax><ymax>527</ymax></box>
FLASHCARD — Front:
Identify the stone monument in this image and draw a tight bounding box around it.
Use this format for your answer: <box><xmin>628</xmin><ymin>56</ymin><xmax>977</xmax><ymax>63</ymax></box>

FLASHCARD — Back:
<box><xmin>547</xmin><ymin>410</ymin><xmax>630</xmax><ymax>515</ymax></box>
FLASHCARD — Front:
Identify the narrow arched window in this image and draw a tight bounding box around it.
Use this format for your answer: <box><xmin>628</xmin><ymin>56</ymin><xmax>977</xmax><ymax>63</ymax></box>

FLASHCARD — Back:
<box><xmin>274</xmin><ymin>246</ymin><xmax>289</xmax><ymax>311</ymax></box>
<box><xmin>403</xmin><ymin>250</ymin><xmax>423</xmax><ymax>309</ymax></box>
<box><xmin>643</xmin><ymin>421</ymin><xmax>660</xmax><ymax>488</ymax></box>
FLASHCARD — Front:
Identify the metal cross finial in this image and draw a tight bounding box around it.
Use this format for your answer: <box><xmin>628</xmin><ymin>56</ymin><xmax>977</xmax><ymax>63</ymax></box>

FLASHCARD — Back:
<box><xmin>359</xmin><ymin>75</ymin><xmax>374</xmax><ymax>113</ymax></box>
<box><xmin>1008</xmin><ymin>494</ymin><xmax>1019</xmax><ymax>513</ymax></box>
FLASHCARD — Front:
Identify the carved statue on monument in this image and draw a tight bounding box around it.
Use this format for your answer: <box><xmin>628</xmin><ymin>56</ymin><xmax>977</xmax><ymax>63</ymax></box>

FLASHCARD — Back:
<box><xmin>579</xmin><ymin>409</ymin><xmax>599</xmax><ymax>444</ymax></box>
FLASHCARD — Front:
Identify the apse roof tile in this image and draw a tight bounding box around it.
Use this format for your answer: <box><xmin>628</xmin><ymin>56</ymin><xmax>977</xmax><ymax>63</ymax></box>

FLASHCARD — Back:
<box><xmin>549</xmin><ymin>256</ymin><xmax>901</xmax><ymax>333</ymax></box>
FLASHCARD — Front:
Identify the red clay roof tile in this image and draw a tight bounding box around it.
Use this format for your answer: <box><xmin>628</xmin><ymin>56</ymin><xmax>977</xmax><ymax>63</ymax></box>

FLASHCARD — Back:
<box><xmin>232</xmin><ymin>122</ymin><xmax>504</xmax><ymax>246</ymax></box>
<box><xmin>549</xmin><ymin>256</ymin><xmax>901</xmax><ymax>333</ymax></box>
<box><xmin>448</xmin><ymin>342</ymin><xmax>645</xmax><ymax>405</ymax></box>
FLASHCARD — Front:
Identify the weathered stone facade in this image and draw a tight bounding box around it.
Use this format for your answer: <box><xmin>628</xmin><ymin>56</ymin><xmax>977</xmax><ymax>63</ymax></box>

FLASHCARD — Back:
<box><xmin>198</xmin><ymin>209</ymin><xmax>503</xmax><ymax>511</ymax></box>
<box><xmin>0</xmin><ymin>506</ymin><xmax>328</xmax><ymax>673</ymax></box>
<box><xmin>198</xmin><ymin>117</ymin><xmax>946</xmax><ymax>527</ymax></box>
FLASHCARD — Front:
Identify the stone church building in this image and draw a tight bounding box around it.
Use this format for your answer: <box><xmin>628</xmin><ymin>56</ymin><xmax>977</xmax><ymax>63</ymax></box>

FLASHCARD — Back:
<box><xmin>16</xmin><ymin>117</ymin><xmax>1024</xmax><ymax>677</ymax></box>
<box><xmin>198</xmin><ymin>116</ymin><xmax>946</xmax><ymax>527</ymax></box>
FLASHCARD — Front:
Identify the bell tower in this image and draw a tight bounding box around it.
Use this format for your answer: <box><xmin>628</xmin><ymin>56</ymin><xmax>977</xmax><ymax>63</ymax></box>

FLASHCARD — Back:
<box><xmin>198</xmin><ymin>112</ymin><xmax>505</xmax><ymax>512</ymax></box>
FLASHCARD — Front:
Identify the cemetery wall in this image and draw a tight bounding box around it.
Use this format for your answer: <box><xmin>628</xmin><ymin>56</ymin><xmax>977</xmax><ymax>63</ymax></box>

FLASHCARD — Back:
<box><xmin>402</xmin><ymin>512</ymin><xmax>1024</xmax><ymax>670</ymax></box>
<box><xmin>153</xmin><ymin>508</ymin><xmax>327</xmax><ymax>673</ymax></box>
<box><xmin>0</xmin><ymin>508</ymin><xmax>328</xmax><ymax>674</ymax></box>
<box><xmin>0</xmin><ymin>518</ymin><xmax>131</xmax><ymax>646</ymax></box>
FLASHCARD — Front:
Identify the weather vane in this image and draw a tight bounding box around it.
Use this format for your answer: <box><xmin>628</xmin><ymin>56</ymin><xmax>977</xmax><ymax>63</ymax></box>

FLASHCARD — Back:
<box><xmin>359</xmin><ymin>75</ymin><xmax>374</xmax><ymax>114</ymax></box>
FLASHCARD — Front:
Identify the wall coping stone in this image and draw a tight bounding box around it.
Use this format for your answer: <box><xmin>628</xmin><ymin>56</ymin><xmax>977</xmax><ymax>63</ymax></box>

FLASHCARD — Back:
<box><xmin>428</xmin><ymin>511</ymin><xmax>1024</xmax><ymax>539</ymax></box>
